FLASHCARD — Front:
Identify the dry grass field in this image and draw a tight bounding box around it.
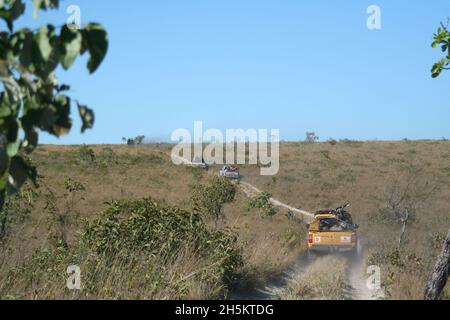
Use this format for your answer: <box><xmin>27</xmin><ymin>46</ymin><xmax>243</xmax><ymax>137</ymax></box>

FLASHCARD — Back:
<box><xmin>0</xmin><ymin>141</ymin><xmax>449</xmax><ymax>299</ymax></box>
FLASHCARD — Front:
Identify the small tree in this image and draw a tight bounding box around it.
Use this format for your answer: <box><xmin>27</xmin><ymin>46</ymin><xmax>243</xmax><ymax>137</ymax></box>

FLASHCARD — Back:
<box><xmin>124</xmin><ymin>135</ymin><xmax>145</xmax><ymax>146</ymax></box>
<box><xmin>135</xmin><ymin>135</ymin><xmax>145</xmax><ymax>145</ymax></box>
<box><xmin>383</xmin><ymin>164</ymin><xmax>436</xmax><ymax>247</ymax></box>
<box><xmin>78</xmin><ymin>144</ymin><xmax>96</xmax><ymax>165</ymax></box>
<box><xmin>248</xmin><ymin>191</ymin><xmax>277</xmax><ymax>219</ymax></box>
<box><xmin>191</xmin><ymin>177</ymin><xmax>236</xmax><ymax>228</ymax></box>
<box><xmin>44</xmin><ymin>177</ymin><xmax>86</xmax><ymax>247</ymax></box>
<box><xmin>305</xmin><ymin>132</ymin><xmax>318</xmax><ymax>143</ymax></box>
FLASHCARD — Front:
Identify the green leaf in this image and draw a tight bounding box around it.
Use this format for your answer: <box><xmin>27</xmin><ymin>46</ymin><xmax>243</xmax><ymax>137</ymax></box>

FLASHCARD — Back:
<box><xmin>20</xmin><ymin>107</ymin><xmax>52</xmax><ymax>132</ymax></box>
<box><xmin>0</xmin><ymin>181</ymin><xmax>5</xmax><ymax>213</ymax></box>
<box><xmin>60</xmin><ymin>25</ymin><xmax>82</xmax><ymax>69</ymax></box>
<box><xmin>0</xmin><ymin>38</ymin><xmax>8</xmax><ymax>61</ymax></box>
<box><xmin>6</xmin><ymin>138</ymin><xmax>20</xmax><ymax>157</ymax></box>
<box><xmin>5</xmin><ymin>117</ymin><xmax>20</xmax><ymax>157</ymax></box>
<box><xmin>83</xmin><ymin>23</ymin><xmax>108</xmax><ymax>74</ymax></box>
<box><xmin>9</xmin><ymin>28</ymin><xmax>29</xmax><ymax>59</ymax></box>
<box><xmin>9</xmin><ymin>0</ymin><xmax>25</xmax><ymax>22</ymax></box>
<box><xmin>78</xmin><ymin>103</ymin><xmax>94</xmax><ymax>133</ymax></box>
<box><xmin>35</xmin><ymin>25</ymin><xmax>54</xmax><ymax>62</ymax></box>
<box><xmin>7</xmin><ymin>155</ymin><xmax>37</xmax><ymax>195</ymax></box>
<box><xmin>0</xmin><ymin>94</ymin><xmax>12</xmax><ymax>118</ymax></box>
<box><xmin>23</xmin><ymin>128</ymin><xmax>38</xmax><ymax>154</ymax></box>
<box><xmin>0</xmin><ymin>0</ymin><xmax>106</xmax><ymax>210</ymax></box>
<box><xmin>57</xmin><ymin>84</ymin><xmax>70</xmax><ymax>92</ymax></box>
<box><xmin>52</xmin><ymin>95</ymin><xmax>72</xmax><ymax>136</ymax></box>
<box><xmin>431</xmin><ymin>59</ymin><xmax>446</xmax><ymax>78</ymax></box>
<box><xmin>36</xmin><ymin>0</ymin><xmax>60</xmax><ymax>11</ymax></box>
<box><xmin>19</xmin><ymin>31</ymin><xmax>34</xmax><ymax>71</ymax></box>
<box><xmin>0</xmin><ymin>0</ymin><xmax>25</xmax><ymax>32</ymax></box>
<box><xmin>0</xmin><ymin>177</ymin><xmax>6</xmax><ymax>193</ymax></box>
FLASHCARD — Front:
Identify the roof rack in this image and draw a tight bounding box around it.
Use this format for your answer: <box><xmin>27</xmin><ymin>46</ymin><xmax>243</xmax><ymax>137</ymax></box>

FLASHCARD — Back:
<box><xmin>315</xmin><ymin>210</ymin><xmax>335</xmax><ymax>215</ymax></box>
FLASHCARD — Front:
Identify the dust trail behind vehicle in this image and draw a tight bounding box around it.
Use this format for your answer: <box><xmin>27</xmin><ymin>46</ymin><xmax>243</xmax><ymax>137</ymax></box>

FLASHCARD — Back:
<box><xmin>170</xmin><ymin>153</ymin><xmax>382</xmax><ymax>300</ymax></box>
<box><xmin>230</xmin><ymin>253</ymin><xmax>313</xmax><ymax>300</ymax></box>
<box><xmin>346</xmin><ymin>247</ymin><xmax>385</xmax><ymax>300</ymax></box>
<box><xmin>239</xmin><ymin>181</ymin><xmax>314</xmax><ymax>221</ymax></box>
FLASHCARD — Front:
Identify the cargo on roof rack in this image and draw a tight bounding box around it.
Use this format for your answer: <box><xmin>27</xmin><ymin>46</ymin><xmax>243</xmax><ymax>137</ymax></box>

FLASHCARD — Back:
<box><xmin>315</xmin><ymin>210</ymin><xmax>334</xmax><ymax>215</ymax></box>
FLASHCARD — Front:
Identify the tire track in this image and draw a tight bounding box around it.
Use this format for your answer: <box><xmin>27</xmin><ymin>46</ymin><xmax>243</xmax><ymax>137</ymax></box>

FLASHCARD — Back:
<box><xmin>169</xmin><ymin>153</ymin><xmax>380</xmax><ymax>300</ymax></box>
<box><xmin>171</xmin><ymin>154</ymin><xmax>314</xmax><ymax>219</ymax></box>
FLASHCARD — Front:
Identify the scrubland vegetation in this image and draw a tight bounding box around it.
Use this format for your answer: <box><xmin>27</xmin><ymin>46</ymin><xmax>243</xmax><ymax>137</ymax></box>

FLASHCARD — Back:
<box><xmin>0</xmin><ymin>141</ymin><xmax>449</xmax><ymax>299</ymax></box>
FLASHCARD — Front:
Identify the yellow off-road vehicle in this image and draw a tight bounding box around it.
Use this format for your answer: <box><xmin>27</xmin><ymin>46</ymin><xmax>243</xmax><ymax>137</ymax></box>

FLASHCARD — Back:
<box><xmin>307</xmin><ymin>204</ymin><xmax>359</xmax><ymax>256</ymax></box>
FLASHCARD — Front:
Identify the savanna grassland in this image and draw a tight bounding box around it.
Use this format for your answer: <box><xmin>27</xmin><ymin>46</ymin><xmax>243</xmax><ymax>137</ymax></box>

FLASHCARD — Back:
<box><xmin>0</xmin><ymin>141</ymin><xmax>449</xmax><ymax>300</ymax></box>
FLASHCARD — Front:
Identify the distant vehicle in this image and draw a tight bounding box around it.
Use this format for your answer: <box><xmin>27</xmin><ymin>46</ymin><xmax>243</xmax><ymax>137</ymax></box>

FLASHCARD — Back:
<box><xmin>307</xmin><ymin>204</ymin><xmax>359</xmax><ymax>256</ymax></box>
<box><xmin>219</xmin><ymin>165</ymin><xmax>240</xmax><ymax>180</ymax></box>
<box><xmin>191</xmin><ymin>157</ymin><xmax>208</xmax><ymax>169</ymax></box>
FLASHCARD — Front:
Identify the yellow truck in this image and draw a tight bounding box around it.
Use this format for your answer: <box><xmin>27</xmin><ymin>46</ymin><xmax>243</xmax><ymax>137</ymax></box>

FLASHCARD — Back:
<box><xmin>307</xmin><ymin>204</ymin><xmax>359</xmax><ymax>256</ymax></box>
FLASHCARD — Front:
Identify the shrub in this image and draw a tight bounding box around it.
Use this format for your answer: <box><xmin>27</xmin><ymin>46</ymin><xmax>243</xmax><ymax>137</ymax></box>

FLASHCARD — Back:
<box><xmin>327</xmin><ymin>138</ymin><xmax>337</xmax><ymax>146</ymax></box>
<box><xmin>97</xmin><ymin>147</ymin><xmax>120</xmax><ymax>166</ymax></box>
<box><xmin>78</xmin><ymin>145</ymin><xmax>96</xmax><ymax>165</ymax></box>
<box><xmin>320</xmin><ymin>150</ymin><xmax>330</xmax><ymax>159</ymax></box>
<box><xmin>44</xmin><ymin>177</ymin><xmax>86</xmax><ymax>246</ymax></box>
<box><xmin>83</xmin><ymin>197</ymin><xmax>242</xmax><ymax>286</ymax></box>
<box><xmin>129</xmin><ymin>153</ymin><xmax>165</xmax><ymax>165</ymax></box>
<box><xmin>248</xmin><ymin>192</ymin><xmax>278</xmax><ymax>218</ymax></box>
<box><xmin>2</xmin><ymin>197</ymin><xmax>243</xmax><ymax>299</ymax></box>
<box><xmin>339</xmin><ymin>139</ymin><xmax>363</xmax><ymax>147</ymax></box>
<box><xmin>366</xmin><ymin>246</ymin><xmax>426</xmax><ymax>299</ymax></box>
<box><xmin>191</xmin><ymin>177</ymin><xmax>236</xmax><ymax>227</ymax></box>
<box><xmin>186</xmin><ymin>166</ymin><xmax>206</xmax><ymax>180</ymax></box>
<box><xmin>0</xmin><ymin>186</ymin><xmax>37</xmax><ymax>240</ymax></box>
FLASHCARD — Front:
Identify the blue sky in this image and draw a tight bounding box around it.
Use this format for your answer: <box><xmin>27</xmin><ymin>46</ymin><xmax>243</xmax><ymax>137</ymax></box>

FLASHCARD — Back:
<box><xmin>13</xmin><ymin>0</ymin><xmax>450</xmax><ymax>143</ymax></box>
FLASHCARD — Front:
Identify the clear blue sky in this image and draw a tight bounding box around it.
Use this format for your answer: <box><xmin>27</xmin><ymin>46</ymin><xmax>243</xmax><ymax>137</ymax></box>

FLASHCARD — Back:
<box><xmin>14</xmin><ymin>0</ymin><xmax>450</xmax><ymax>143</ymax></box>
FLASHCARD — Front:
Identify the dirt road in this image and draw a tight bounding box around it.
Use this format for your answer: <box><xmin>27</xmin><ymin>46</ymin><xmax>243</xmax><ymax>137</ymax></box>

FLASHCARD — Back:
<box><xmin>170</xmin><ymin>155</ymin><xmax>382</xmax><ymax>300</ymax></box>
<box><xmin>238</xmin><ymin>181</ymin><xmax>384</xmax><ymax>300</ymax></box>
<box><xmin>232</xmin><ymin>252</ymin><xmax>383</xmax><ymax>300</ymax></box>
<box><xmin>239</xmin><ymin>181</ymin><xmax>314</xmax><ymax>221</ymax></box>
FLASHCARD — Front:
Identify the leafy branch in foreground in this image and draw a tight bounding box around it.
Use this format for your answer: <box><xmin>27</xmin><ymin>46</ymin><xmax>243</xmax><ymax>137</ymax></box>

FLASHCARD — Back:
<box><xmin>0</xmin><ymin>0</ymin><xmax>108</xmax><ymax>211</ymax></box>
<box><xmin>431</xmin><ymin>20</ymin><xmax>450</xmax><ymax>78</ymax></box>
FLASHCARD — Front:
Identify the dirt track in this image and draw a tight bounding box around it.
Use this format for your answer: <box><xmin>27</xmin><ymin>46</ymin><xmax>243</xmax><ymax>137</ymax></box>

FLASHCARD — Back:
<box><xmin>238</xmin><ymin>179</ymin><xmax>381</xmax><ymax>300</ymax></box>
<box><xmin>171</xmin><ymin>155</ymin><xmax>382</xmax><ymax>300</ymax></box>
<box><xmin>239</xmin><ymin>181</ymin><xmax>314</xmax><ymax>221</ymax></box>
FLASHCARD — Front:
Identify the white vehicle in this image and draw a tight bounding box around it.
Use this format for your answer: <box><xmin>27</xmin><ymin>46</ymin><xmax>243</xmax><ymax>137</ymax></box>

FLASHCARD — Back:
<box><xmin>219</xmin><ymin>165</ymin><xmax>240</xmax><ymax>179</ymax></box>
<box><xmin>191</xmin><ymin>157</ymin><xmax>207</xmax><ymax>169</ymax></box>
